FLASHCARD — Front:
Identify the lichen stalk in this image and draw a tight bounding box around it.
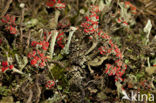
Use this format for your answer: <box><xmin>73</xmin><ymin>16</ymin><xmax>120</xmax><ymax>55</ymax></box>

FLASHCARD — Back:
<box><xmin>50</xmin><ymin>30</ymin><xmax>58</xmax><ymax>58</ymax></box>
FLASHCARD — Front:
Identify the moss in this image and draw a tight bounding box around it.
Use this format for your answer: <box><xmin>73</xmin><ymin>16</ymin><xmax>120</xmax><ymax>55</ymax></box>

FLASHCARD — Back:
<box><xmin>136</xmin><ymin>72</ymin><xmax>145</xmax><ymax>81</ymax></box>
<box><xmin>50</xmin><ymin>65</ymin><xmax>68</xmax><ymax>88</ymax></box>
<box><xmin>0</xmin><ymin>86</ymin><xmax>11</xmax><ymax>96</ymax></box>
<box><xmin>0</xmin><ymin>96</ymin><xmax>14</xmax><ymax>103</ymax></box>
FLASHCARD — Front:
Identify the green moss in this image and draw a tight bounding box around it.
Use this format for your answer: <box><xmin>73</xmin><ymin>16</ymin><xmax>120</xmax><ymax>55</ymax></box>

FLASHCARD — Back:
<box><xmin>0</xmin><ymin>96</ymin><xmax>14</xmax><ymax>103</ymax></box>
<box><xmin>136</xmin><ymin>72</ymin><xmax>145</xmax><ymax>81</ymax></box>
<box><xmin>50</xmin><ymin>65</ymin><xmax>68</xmax><ymax>88</ymax></box>
<box><xmin>53</xmin><ymin>53</ymin><xmax>64</xmax><ymax>61</ymax></box>
<box><xmin>0</xmin><ymin>86</ymin><xmax>11</xmax><ymax>96</ymax></box>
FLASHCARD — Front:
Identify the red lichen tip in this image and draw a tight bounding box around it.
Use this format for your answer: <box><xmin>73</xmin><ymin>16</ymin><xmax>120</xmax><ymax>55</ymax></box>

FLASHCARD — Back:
<box><xmin>30</xmin><ymin>59</ymin><xmax>37</xmax><ymax>66</ymax></box>
<box><xmin>1</xmin><ymin>67</ymin><xmax>9</xmax><ymax>72</ymax></box>
<box><xmin>45</xmin><ymin>80</ymin><xmax>55</xmax><ymax>89</ymax></box>
<box><xmin>2</xmin><ymin>61</ymin><xmax>8</xmax><ymax>67</ymax></box>
<box><xmin>46</xmin><ymin>0</ymin><xmax>65</xmax><ymax>9</ymax></box>
<box><xmin>9</xmin><ymin>65</ymin><xmax>14</xmax><ymax>69</ymax></box>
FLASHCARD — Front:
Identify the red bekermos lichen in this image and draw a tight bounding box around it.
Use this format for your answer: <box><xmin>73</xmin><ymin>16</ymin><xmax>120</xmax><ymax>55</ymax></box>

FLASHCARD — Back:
<box><xmin>116</xmin><ymin>1</ymin><xmax>137</xmax><ymax>26</ymax></box>
<box><xmin>124</xmin><ymin>1</ymin><xmax>136</xmax><ymax>14</ymax></box>
<box><xmin>98</xmin><ymin>31</ymin><xmax>127</xmax><ymax>82</ymax></box>
<box><xmin>81</xmin><ymin>5</ymin><xmax>99</xmax><ymax>35</ymax></box>
<box><xmin>56</xmin><ymin>32</ymin><xmax>65</xmax><ymax>48</ymax></box>
<box><xmin>81</xmin><ymin>5</ymin><xmax>127</xmax><ymax>82</ymax></box>
<box><xmin>43</xmin><ymin>31</ymin><xmax>65</xmax><ymax>48</ymax></box>
<box><xmin>46</xmin><ymin>0</ymin><xmax>65</xmax><ymax>9</ymax></box>
<box><xmin>1</xmin><ymin>14</ymin><xmax>17</xmax><ymax>34</ymax></box>
<box><xmin>1</xmin><ymin>61</ymin><xmax>14</xmax><ymax>72</ymax></box>
<box><xmin>45</xmin><ymin>80</ymin><xmax>55</xmax><ymax>89</ymax></box>
<box><xmin>28</xmin><ymin>40</ymin><xmax>49</xmax><ymax>68</ymax></box>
